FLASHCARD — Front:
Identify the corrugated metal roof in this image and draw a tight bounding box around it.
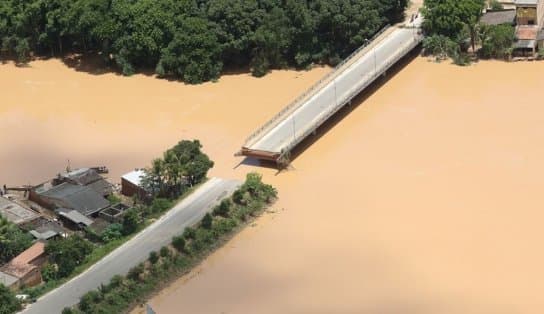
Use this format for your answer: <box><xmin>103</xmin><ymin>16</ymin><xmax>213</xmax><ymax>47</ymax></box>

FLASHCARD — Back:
<box><xmin>42</xmin><ymin>183</ymin><xmax>109</xmax><ymax>216</ymax></box>
<box><xmin>63</xmin><ymin>168</ymin><xmax>99</xmax><ymax>185</ymax></box>
<box><xmin>515</xmin><ymin>0</ymin><xmax>538</xmax><ymax>5</ymax></box>
<box><xmin>30</xmin><ymin>229</ymin><xmax>58</xmax><ymax>240</ymax></box>
<box><xmin>481</xmin><ymin>10</ymin><xmax>516</xmax><ymax>25</ymax></box>
<box><xmin>122</xmin><ymin>169</ymin><xmax>146</xmax><ymax>186</ymax></box>
<box><xmin>0</xmin><ymin>271</ymin><xmax>18</xmax><ymax>287</ymax></box>
<box><xmin>58</xmin><ymin>210</ymin><xmax>94</xmax><ymax>227</ymax></box>
<box><xmin>11</xmin><ymin>242</ymin><xmax>45</xmax><ymax>265</ymax></box>
<box><xmin>0</xmin><ymin>197</ymin><xmax>39</xmax><ymax>225</ymax></box>
<box><xmin>514</xmin><ymin>39</ymin><xmax>536</xmax><ymax>48</ymax></box>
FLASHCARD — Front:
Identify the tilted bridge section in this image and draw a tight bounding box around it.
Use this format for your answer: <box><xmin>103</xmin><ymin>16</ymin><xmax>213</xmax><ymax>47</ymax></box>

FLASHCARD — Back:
<box><xmin>238</xmin><ymin>17</ymin><xmax>424</xmax><ymax>166</ymax></box>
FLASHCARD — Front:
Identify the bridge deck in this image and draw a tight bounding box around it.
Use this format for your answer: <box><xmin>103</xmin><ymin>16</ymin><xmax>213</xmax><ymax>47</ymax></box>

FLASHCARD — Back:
<box><xmin>241</xmin><ymin>17</ymin><xmax>423</xmax><ymax>163</ymax></box>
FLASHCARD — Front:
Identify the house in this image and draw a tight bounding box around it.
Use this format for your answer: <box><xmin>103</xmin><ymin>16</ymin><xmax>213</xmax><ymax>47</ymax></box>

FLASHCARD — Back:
<box><xmin>55</xmin><ymin>168</ymin><xmax>113</xmax><ymax>197</ymax></box>
<box><xmin>515</xmin><ymin>0</ymin><xmax>544</xmax><ymax>25</ymax></box>
<box><xmin>121</xmin><ymin>169</ymin><xmax>147</xmax><ymax>199</ymax></box>
<box><xmin>0</xmin><ymin>196</ymin><xmax>39</xmax><ymax>225</ymax></box>
<box><xmin>30</xmin><ymin>182</ymin><xmax>110</xmax><ymax>217</ymax></box>
<box><xmin>0</xmin><ymin>242</ymin><xmax>46</xmax><ymax>289</ymax></box>
<box><xmin>513</xmin><ymin>0</ymin><xmax>544</xmax><ymax>54</ymax></box>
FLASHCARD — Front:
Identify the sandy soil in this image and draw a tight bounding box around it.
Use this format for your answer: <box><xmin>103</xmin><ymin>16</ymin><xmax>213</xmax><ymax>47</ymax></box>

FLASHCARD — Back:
<box><xmin>3</xmin><ymin>55</ymin><xmax>544</xmax><ymax>314</ymax></box>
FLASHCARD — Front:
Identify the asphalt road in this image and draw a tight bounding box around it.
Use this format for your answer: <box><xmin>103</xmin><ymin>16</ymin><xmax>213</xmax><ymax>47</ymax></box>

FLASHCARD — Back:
<box><xmin>22</xmin><ymin>177</ymin><xmax>241</xmax><ymax>314</ymax></box>
<box><xmin>247</xmin><ymin>17</ymin><xmax>423</xmax><ymax>154</ymax></box>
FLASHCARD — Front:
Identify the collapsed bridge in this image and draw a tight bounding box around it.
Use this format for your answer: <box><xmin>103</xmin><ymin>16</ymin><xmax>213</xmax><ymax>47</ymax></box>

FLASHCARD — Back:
<box><xmin>239</xmin><ymin>17</ymin><xmax>424</xmax><ymax>166</ymax></box>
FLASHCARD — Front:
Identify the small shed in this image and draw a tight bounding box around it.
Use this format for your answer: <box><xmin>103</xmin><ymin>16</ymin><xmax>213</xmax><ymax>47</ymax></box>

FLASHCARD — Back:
<box><xmin>0</xmin><ymin>242</ymin><xmax>46</xmax><ymax>289</ymax></box>
<box><xmin>121</xmin><ymin>169</ymin><xmax>147</xmax><ymax>199</ymax></box>
<box><xmin>56</xmin><ymin>208</ymin><xmax>94</xmax><ymax>229</ymax></box>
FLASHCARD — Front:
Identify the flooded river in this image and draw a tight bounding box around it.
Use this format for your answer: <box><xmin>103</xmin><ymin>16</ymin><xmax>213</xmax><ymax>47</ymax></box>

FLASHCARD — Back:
<box><xmin>2</xmin><ymin>56</ymin><xmax>544</xmax><ymax>314</ymax></box>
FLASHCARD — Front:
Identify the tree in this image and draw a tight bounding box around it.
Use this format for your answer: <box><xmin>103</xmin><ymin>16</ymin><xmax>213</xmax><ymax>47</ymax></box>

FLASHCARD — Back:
<box><xmin>122</xmin><ymin>209</ymin><xmax>139</xmax><ymax>235</ymax></box>
<box><xmin>201</xmin><ymin>213</ymin><xmax>213</xmax><ymax>229</ymax></box>
<box><xmin>156</xmin><ymin>17</ymin><xmax>222</xmax><ymax>83</ymax></box>
<box><xmin>0</xmin><ymin>284</ymin><xmax>21</xmax><ymax>314</ymax></box>
<box><xmin>45</xmin><ymin>235</ymin><xmax>93</xmax><ymax>278</ymax></box>
<box><xmin>172</xmin><ymin>235</ymin><xmax>185</xmax><ymax>252</ymax></box>
<box><xmin>0</xmin><ymin>0</ymin><xmax>407</xmax><ymax>82</ymax></box>
<box><xmin>422</xmin><ymin>0</ymin><xmax>485</xmax><ymax>51</ymax></box>
<box><xmin>0</xmin><ymin>217</ymin><xmax>32</xmax><ymax>265</ymax></box>
<box><xmin>479</xmin><ymin>23</ymin><xmax>514</xmax><ymax>59</ymax></box>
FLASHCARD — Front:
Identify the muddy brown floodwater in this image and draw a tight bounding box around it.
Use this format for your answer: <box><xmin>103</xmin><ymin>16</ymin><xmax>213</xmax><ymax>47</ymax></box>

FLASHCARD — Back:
<box><xmin>3</xmin><ymin>55</ymin><xmax>544</xmax><ymax>314</ymax></box>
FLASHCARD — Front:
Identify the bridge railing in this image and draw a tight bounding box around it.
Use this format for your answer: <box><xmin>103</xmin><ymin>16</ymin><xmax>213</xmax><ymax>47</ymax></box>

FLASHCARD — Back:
<box><xmin>278</xmin><ymin>28</ymin><xmax>423</xmax><ymax>160</ymax></box>
<box><xmin>243</xmin><ymin>24</ymin><xmax>391</xmax><ymax>147</ymax></box>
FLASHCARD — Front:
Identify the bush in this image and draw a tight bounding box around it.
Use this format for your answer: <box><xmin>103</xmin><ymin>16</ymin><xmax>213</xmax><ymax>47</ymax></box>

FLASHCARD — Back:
<box><xmin>41</xmin><ymin>264</ymin><xmax>58</xmax><ymax>282</ymax></box>
<box><xmin>0</xmin><ymin>284</ymin><xmax>21</xmax><ymax>314</ymax></box>
<box><xmin>172</xmin><ymin>236</ymin><xmax>186</xmax><ymax>252</ymax></box>
<box><xmin>62</xmin><ymin>308</ymin><xmax>77</xmax><ymax>314</ymax></box>
<box><xmin>422</xmin><ymin>35</ymin><xmax>459</xmax><ymax>61</ymax></box>
<box><xmin>213</xmin><ymin>199</ymin><xmax>231</xmax><ymax>217</ymax></box>
<box><xmin>101</xmin><ymin>223</ymin><xmax>124</xmax><ymax>243</ymax></box>
<box><xmin>212</xmin><ymin>218</ymin><xmax>238</xmax><ymax>237</ymax></box>
<box><xmin>489</xmin><ymin>0</ymin><xmax>503</xmax><ymax>10</ymax></box>
<box><xmin>79</xmin><ymin>290</ymin><xmax>102</xmax><ymax>312</ymax></box>
<box><xmin>183</xmin><ymin>227</ymin><xmax>196</xmax><ymax>240</ymax></box>
<box><xmin>160</xmin><ymin>246</ymin><xmax>171</xmax><ymax>258</ymax></box>
<box><xmin>122</xmin><ymin>209</ymin><xmax>139</xmax><ymax>235</ymax></box>
<box><xmin>107</xmin><ymin>194</ymin><xmax>122</xmax><ymax>204</ymax></box>
<box><xmin>45</xmin><ymin>235</ymin><xmax>93</xmax><ymax>278</ymax></box>
<box><xmin>149</xmin><ymin>251</ymin><xmax>159</xmax><ymax>264</ymax></box>
<box><xmin>0</xmin><ymin>217</ymin><xmax>32</xmax><ymax>265</ymax></box>
<box><xmin>201</xmin><ymin>213</ymin><xmax>213</xmax><ymax>229</ymax></box>
<box><xmin>127</xmin><ymin>264</ymin><xmax>144</xmax><ymax>281</ymax></box>
<box><xmin>150</xmin><ymin>198</ymin><xmax>173</xmax><ymax>214</ymax></box>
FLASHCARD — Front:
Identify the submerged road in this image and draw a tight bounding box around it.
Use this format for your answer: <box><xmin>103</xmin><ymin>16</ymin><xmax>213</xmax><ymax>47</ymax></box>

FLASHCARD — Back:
<box><xmin>22</xmin><ymin>177</ymin><xmax>241</xmax><ymax>314</ymax></box>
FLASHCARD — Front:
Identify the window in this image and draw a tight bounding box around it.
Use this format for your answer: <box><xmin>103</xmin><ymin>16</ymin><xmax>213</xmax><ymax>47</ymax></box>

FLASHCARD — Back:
<box><xmin>529</xmin><ymin>19</ymin><xmax>535</xmax><ymax>25</ymax></box>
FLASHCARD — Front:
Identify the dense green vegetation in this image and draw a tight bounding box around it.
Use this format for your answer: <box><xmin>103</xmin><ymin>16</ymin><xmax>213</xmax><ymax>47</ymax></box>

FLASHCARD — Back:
<box><xmin>0</xmin><ymin>216</ymin><xmax>32</xmax><ymax>265</ymax></box>
<box><xmin>422</xmin><ymin>0</ymin><xmax>515</xmax><ymax>64</ymax></box>
<box><xmin>44</xmin><ymin>235</ymin><xmax>94</xmax><ymax>278</ymax></box>
<box><xmin>64</xmin><ymin>172</ymin><xmax>276</xmax><ymax>314</ymax></box>
<box><xmin>479</xmin><ymin>23</ymin><xmax>515</xmax><ymax>59</ymax></box>
<box><xmin>142</xmin><ymin>139</ymin><xmax>213</xmax><ymax>198</ymax></box>
<box><xmin>0</xmin><ymin>284</ymin><xmax>21</xmax><ymax>314</ymax></box>
<box><xmin>0</xmin><ymin>0</ymin><xmax>407</xmax><ymax>83</ymax></box>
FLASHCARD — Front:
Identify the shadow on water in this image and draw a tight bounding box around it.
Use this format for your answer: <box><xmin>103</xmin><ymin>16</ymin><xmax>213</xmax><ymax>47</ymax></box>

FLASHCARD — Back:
<box><xmin>237</xmin><ymin>45</ymin><xmax>422</xmax><ymax>171</ymax></box>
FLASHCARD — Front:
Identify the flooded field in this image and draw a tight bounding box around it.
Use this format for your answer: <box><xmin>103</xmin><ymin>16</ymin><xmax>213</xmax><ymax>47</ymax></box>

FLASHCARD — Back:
<box><xmin>3</xmin><ymin>56</ymin><xmax>544</xmax><ymax>314</ymax></box>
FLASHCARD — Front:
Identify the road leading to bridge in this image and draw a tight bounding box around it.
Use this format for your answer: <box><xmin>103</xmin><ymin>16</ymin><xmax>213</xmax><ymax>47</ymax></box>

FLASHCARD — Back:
<box><xmin>21</xmin><ymin>178</ymin><xmax>241</xmax><ymax>314</ymax></box>
<box><xmin>240</xmin><ymin>17</ymin><xmax>424</xmax><ymax>164</ymax></box>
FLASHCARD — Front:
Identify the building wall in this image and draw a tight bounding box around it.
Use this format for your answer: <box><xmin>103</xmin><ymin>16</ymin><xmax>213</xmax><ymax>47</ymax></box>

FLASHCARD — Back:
<box><xmin>517</xmin><ymin>6</ymin><xmax>537</xmax><ymax>24</ymax></box>
<box><xmin>516</xmin><ymin>1</ymin><xmax>544</xmax><ymax>27</ymax></box>
<box><xmin>19</xmin><ymin>267</ymin><xmax>41</xmax><ymax>288</ymax></box>
<box><xmin>121</xmin><ymin>178</ymin><xmax>146</xmax><ymax>199</ymax></box>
